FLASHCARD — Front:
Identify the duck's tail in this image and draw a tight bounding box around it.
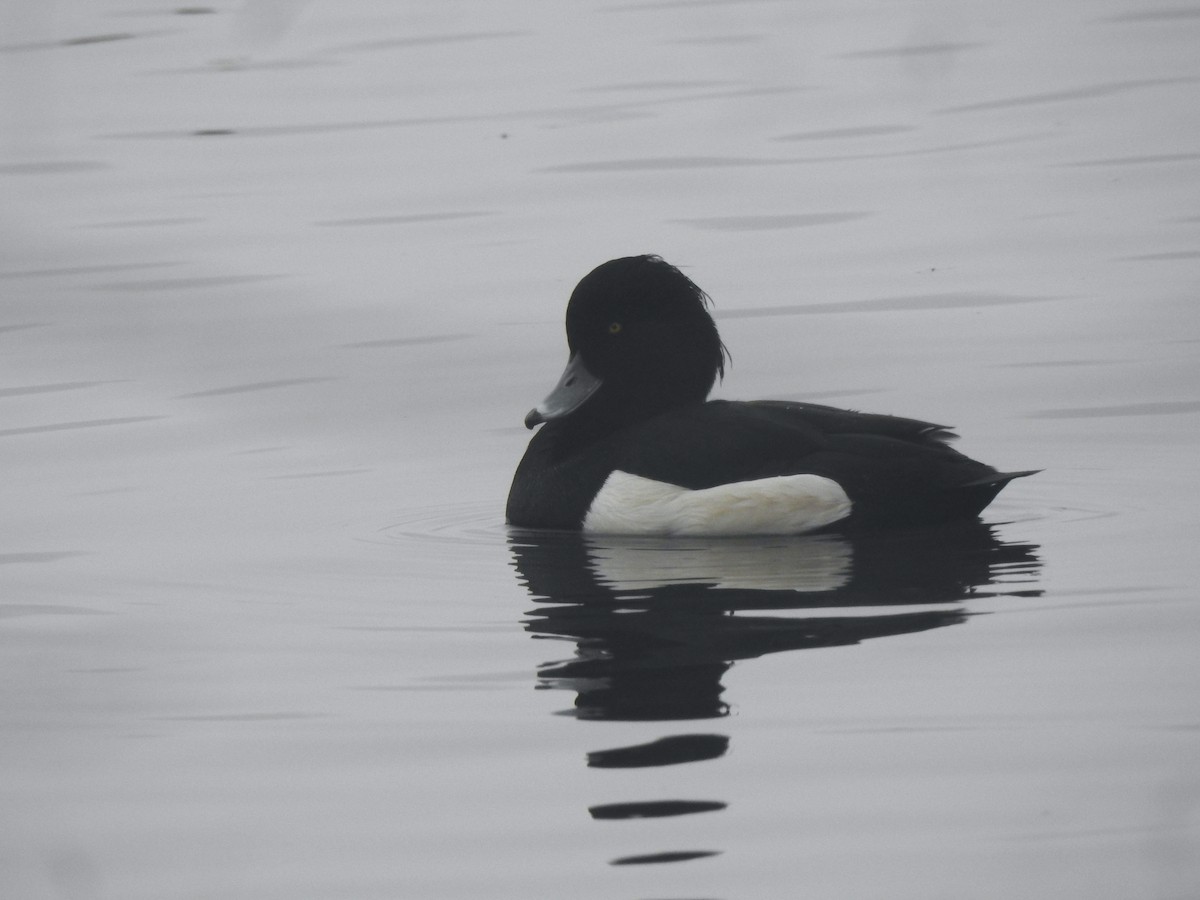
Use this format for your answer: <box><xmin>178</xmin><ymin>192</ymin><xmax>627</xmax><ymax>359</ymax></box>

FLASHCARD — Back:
<box><xmin>956</xmin><ymin>468</ymin><xmax>1040</xmax><ymax>518</ymax></box>
<box><xmin>964</xmin><ymin>468</ymin><xmax>1041</xmax><ymax>489</ymax></box>
<box><xmin>965</xmin><ymin>469</ymin><xmax>1042</xmax><ymax>488</ymax></box>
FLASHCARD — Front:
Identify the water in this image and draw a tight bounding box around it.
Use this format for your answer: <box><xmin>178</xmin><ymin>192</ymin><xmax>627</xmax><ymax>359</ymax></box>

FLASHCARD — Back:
<box><xmin>3</xmin><ymin>1</ymin><xmax>1199</xmax><ymax>898</ymax></box>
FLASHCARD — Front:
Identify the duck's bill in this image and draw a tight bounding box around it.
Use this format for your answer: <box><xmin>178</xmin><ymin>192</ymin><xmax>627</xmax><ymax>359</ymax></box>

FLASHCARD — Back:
<box><xmin>524</xmin><ymin>353</ymin><xmax>602</xmax><ymax>429</ymax></box>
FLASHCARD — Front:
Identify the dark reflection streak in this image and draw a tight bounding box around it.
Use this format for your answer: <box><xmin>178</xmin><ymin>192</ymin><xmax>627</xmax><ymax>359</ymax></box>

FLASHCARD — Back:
<box><xmin>0</xmin><ymin>603</ymin><xmax>103</xmax><ymax>617</ymax></box>
<box><xmin>0</xmin><ymin>552</ymin><xmax>88</xmax><ymax>565</ymax></box>
<box><xmin>577</xmin><ymin>79</ymin><xmax>734</xmax><ymax>93</ymax></box>
<box><xmin>317</xmin><ymin>213</ymin><xmax>492</xmax><ymax>227</ymax></box>
<box><xmin>673</xmin><ymin>212</ymin><xmax>871</xmax><ymax>231</ymax></box>
<box><xmin>672</xmin><ymin>34</ymin><xmax>760</xmax><ymax>45</ymax></box>
<box><xmin>105</xmin><ymin>86</ymin><xmax>800</xmax><ymax>141</ymax></box>
<box><xmin>266</xmin><ymin>469</ymin><xmax>369</xmax><ymax>480</ymax></box>
<box><xmin>542</xmin><ymin>156</ymin><xmax>785</xmax><ymax>174</ymax></box>
<box><xmin>610</xmin><ymin>850</ymin><xmax>720</xmax><ymax>866</ymax></box>
<box><xmin>588</xmin><ymin>735</ymin><xmax>729</xmax><ymax>768</ymax></box>
<box><xmin>534</xmin><ymin>607</ymin><xmax>966</xmax><ymax>720</ymax></box>
<box><xmin>936</xmin><ymin>77</ymin><xmax>1199</xmax><ymax>114</ymax></box>
<box><xmin>0</xmin><ymin>161</ymin><xmax>107</xmax><ymax>175</ymax></box>
<box><xmin>0</xmin><ymin>31</ymin><xmax>176</xmax><ymax>53</ymax></box>
<box><xmin>321</xmin><ymin>30</ymin><xmax>530</xmax><ymax>55</ymax></box>
<box><xmin>0</xmin><ymin>262</ymin><xmax>178</xmax><ymax>279</ymax></box>
<box><xmin>840</xmin><ymin>41</ymin><xmax>987</xmax><ymax>58</ymax></box>
<box><xmin>1121</xmin><ymin>251</ymin><xmax>1200</xmax><ymax>261</ymax></box>
<box><xmin>61</xmin><ymin>33</ymin><xmax>138</xmax><ymax>46</ymax></box>
<box><xmin>82</xmin><ymin>217</ymin><xmax>204</xmax><ymax>229</ymax></box>
<box><xmin>776</xmin><ymin>388</ymin><xmax>885</xmax><ymax>401</ymax></box>
<box><xmin>547</xmin><ymin>133</ymin><xmax>1046</xmax><ymax>174</ymax></box>
<box><xmin>607</xmin><ymin>0</ymin><xmax>773</xmax><ymax>10</ymax></box>
<box><xmin>94</xmin><ymin>275</ymin><xmax>281</xmax><ymax>292</ymax></box>
<box><xmin>788</xmin><ymin>133</ymin><xmax>1048</xmax><ymax>160</ymax></box>
<box><xmin>1056</xmin><ymin>153</ymin><xmax>1200</xmax><ymax>168</ymax></box>
<box><xmin>773</xmin><ymin>124</ymin><xmax>914</xmax><ymax>141</ymax></box>
<box><xmin>717</xmin><ymin>292</ymin><xmax>1059</xmax><ymax>319</ymax></box>
<box><xmin>590</xmin><ymin>800</ymin><xmax>726</xmax><ymax>819</ymax></box>
<box><xmin>0</xmin><ymin>381</ymin><xmax>109</xmax><ymax>398</ymax></box>
<box><xmin>158</xmin><ymin>712</ymin><xmax>325</xmax><ymax>722</ymax></box>
<box><xmin>180</xmin><ymin>377</ymin><xmax>336</xmax><ymax>398</ymax></box>
<box><xmin>107</xmin><ymin>115</ymin><xmax>479</xmax><ymax>139</ymax></box>
<box><xmin>1029</xmin><ymin>400</ymin><xmax>1200</xmax><ymax>419</ymax></box>
<box><xmin>1099</xmin><ymin>8</ymin><xmax>1200</xmax><ymax>22</ymax></box>
<box><xmin>992</xmin><ymin>359</ymin><xmax>1120</xmax><ymax>368</ymax></box>
<box><xmin>0</xmin><ymin>416</ymin><xmax>165</xmax><ymax>438</ymax></box>
<box><xmin>341</xmin><ymin>334</ymin><xmax>473</xmax><ymax>349</ymax></box>
<box><xmin>512</xmin><ymin>84</ymin><xmax>806</xmax><ymax>122</ymax></box>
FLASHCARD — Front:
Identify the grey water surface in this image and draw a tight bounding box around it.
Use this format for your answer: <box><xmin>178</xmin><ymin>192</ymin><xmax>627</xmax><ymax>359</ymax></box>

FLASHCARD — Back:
<box><xmin>3</xmin><ymin>1</ymin><xmax>1199</xmax><ymax>898</ymax></box>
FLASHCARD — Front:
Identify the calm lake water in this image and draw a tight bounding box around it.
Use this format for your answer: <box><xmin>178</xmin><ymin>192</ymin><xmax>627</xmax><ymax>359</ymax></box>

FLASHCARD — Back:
<box><xmin>3</xmin><ymin>1</ymin><xmax>1199</xmax><ymax>898</ymax></box>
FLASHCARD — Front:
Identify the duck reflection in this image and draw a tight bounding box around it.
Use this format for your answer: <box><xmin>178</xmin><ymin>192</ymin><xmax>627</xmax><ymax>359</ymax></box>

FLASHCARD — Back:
<box><xmin>511</xmin><ymin>523</ymin><xmax>1040</xmax><ymax>722</ymax></box>
<box><xmin>508</xmin><ymin>523</ymin><xmax>1041</xmax><ymax>864</ymax></box>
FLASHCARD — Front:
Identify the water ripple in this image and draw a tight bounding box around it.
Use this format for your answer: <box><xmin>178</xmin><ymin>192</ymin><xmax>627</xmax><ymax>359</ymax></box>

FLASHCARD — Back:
<box><xmin>1099</xmin><ymin>7</ymin><xmax>1200</xmax><ymax>23</ymax></box>
<box><xmin>0</xmin><ymin>381</ymin><xmax>112</xmax><ymax>399</ymax></box>
<box><xmin>379</xmin><ymin>502</ymin><xmax>506</xmax><ymax>549</ymax></box>
<box><xmin>0</xmin><ymin>603</ymin><xmax>103</xmax><ymax>618</ymax></box>
<box><xmin>323</xmin><ymin>30</ymin><xmax>530</xmax><ymax>55</ymax></box>
<box><xmin>937</xmin><ymin>76</ymin><xmax>1199</xmax><ymax>113</ymax></box>
<box><xmin>0</xmin><ymin>416</ymin><xmax>166</xmax><ymax>438</ymax></box>
<box><xmin>1120</xmin><ymin>250</ymin><xmax>1200</xmax><ymax>261</ymax></box>
<box><xmin>180</xmin><ymin>378</ymin><xmax>336</xmax><ymax>398</ymax></box>
<box><xmin>317</xmin><ymin>212</ymin><xmax>494</xmax><ymax>227</ymax></box>
<box><xmin>840</xmin><ymin>41</ymin><xmax>986</xmax><ymax>59</ymax></box>
<box><xmin>341</xmin><ymin>333</ymin><xmax>474</xmax><ymax>349</ymax></box>
<box><xmin>0</xmin><ymin>552</ymin><xmax>89</xmax><ymax>566</ymax></box>
<box><xmin>1056</xmin><ymin>152</ymin><xmax>1200</xmax><ymax>167</ymax></box>
<box><xmin>94</xmin><ymin>274</ymin><xmax>282</xmax><ymax>292</ymax></box>
<box><xmin>540</xmin><ymin>155</ymin><xmax>789</xmax><ymax>173</ymax></box>
<box><xmin>718</xmin><ymin>292</ymin><xmax>1061</xmax><ymax>318</ymax></box>
<box><xmin>773</xmin><ymin>124</ymin><xmax>914</xmax><ymax>141</ymax></box>
<box><xmin>672</xmin><ymin>212</ymin><xmax>871</xmax><ymax>231</ymax></box>
<box><xmin>0</xmin><ymin>262</ymin><xmax>177</xmax><ymax>279</ymax></box>
<box><xmin>1028</xmin><ymin>400</ymin><xmax>1200</xmax><ymax>419</ymax></box>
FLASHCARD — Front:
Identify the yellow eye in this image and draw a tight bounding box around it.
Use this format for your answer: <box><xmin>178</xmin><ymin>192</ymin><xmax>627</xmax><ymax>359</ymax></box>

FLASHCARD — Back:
<box><xmin>608</xmin><ymin>322</ymin><xmax>622</xmax><ymax>334</ymax></box>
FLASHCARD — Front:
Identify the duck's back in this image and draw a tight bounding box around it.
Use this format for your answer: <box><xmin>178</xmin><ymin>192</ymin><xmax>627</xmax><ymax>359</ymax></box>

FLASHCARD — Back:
<box><xmin>507</xmin><ymin>399</ymin><xmax>1033</xmax><ymax>533</ymax></box>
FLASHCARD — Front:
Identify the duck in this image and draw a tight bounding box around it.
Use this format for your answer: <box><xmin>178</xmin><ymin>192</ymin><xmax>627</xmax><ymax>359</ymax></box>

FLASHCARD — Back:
<box><xmin>506</xmin><ymin>255</ymin><xmax>1035</xmax><ymax>535</ymax></box>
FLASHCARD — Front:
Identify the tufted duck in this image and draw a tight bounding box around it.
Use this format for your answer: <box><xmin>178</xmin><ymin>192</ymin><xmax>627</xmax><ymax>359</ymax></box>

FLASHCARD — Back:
<box><xmin>507</xmin><ymin>255</ymin><xmax>1034</xmax><ymax>535</ymax></box>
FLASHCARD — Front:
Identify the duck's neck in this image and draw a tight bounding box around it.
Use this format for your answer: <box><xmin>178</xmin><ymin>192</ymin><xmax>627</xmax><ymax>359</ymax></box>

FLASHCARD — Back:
<box><xmin>551</xmin><ymin>389</ymin><xmax>701</xmax><ymax>456</ymax></box>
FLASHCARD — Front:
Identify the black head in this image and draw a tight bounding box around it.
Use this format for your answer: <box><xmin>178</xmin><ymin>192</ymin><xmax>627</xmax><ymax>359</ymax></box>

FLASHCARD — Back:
<box><xmin>526</xmin><ymin>256</ymin><xmax>729</xmax><ymax>432</ymax></box>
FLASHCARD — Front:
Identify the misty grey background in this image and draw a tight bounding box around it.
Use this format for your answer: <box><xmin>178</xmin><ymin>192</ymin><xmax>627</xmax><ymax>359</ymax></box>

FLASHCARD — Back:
<box><xmin>3</xmin><ymin>1</ymin><xmax>1199</xmax><ymax>898</ymax></box>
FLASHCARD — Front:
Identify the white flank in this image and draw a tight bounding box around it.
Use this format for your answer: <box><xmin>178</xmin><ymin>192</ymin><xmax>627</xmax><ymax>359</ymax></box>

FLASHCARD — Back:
<box><xmin>582</xmin><ymin>470</ymin><xmax>852</xmax><ymax>536</ymax></box>
<box><xmin>586</xmin><ymin>534</ymin><xmax>854</xmax><ymax>592</ymax></box>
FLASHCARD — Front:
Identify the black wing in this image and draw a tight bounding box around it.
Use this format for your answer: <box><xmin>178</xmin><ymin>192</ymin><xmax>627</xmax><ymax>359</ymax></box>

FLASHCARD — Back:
<box><xmin>609</xmin><ymin>399</ymin><xmax>1033</xmax><ymax>528</ymax></box>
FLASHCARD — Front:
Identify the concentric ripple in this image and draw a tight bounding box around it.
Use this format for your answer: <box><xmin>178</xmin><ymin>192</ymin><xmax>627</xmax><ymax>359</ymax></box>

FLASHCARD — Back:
<box><xmin>378</xmin><ymin>501</ymin><xmax>508</xmax><ymax>548</ymax></box>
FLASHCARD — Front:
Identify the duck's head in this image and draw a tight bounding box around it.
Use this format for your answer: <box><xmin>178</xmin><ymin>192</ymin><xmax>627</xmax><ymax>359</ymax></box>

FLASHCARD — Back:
<box><xmin>525</xmin><ymin>255</ymin><xmax>729</xmax><ymax>430</ymax></box>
